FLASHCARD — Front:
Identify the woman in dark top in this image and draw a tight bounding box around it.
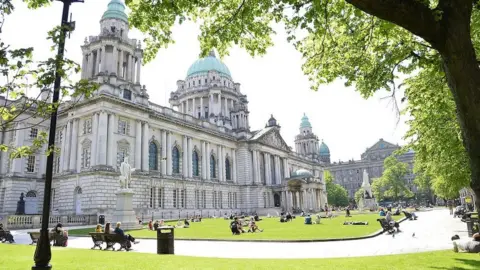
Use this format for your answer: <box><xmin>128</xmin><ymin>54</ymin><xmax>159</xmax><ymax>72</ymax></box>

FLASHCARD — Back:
<box><xmin>114</xmin><ymin>222</ymin><xmax>139</xmax><ymax>247</ymax></box>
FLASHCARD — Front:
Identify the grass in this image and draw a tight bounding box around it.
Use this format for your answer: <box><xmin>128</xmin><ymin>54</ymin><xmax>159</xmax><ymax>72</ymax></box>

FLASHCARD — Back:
<box><xmin>68</xmin><ymin>213</ymin><xmax>403</xmax><ymax>240</ymax></box>
<box><xmin>1</xmin><ymin>244</ymin><xmax>479</xmax><ymax>270</ymax></box>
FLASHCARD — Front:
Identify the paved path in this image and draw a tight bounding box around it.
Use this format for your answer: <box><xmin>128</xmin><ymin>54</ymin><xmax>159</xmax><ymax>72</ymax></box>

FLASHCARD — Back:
<box><xmin>9</xmin><ymin>209</ymin><xmax>466</xmax><ymax>259</ymax></box>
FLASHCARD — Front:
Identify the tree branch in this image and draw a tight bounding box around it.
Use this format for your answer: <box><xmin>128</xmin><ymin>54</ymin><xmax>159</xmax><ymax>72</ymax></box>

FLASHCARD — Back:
<box><xmin>345</xmin><ymin>0</ymin><xmax>442</xmax><ymax>47</ymax></box>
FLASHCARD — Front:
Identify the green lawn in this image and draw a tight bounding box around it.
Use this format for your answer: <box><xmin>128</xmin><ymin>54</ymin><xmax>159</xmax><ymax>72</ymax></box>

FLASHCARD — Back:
<box><xmin>68</xmin><ymin>214</ymin><xmax>403</xmax><ymax>240</ymax></box>
<box><xmin>1</xmin><ymin>244</ymin><xmax>479</xmax><ymax>270</ymax></box>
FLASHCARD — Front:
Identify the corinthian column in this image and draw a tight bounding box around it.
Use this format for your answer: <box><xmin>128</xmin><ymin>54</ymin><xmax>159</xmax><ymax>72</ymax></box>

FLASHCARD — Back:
<box><xmin>63</xmin><ymin>121</ymin><xmax>71</xmax><ymax>170</ymax></box>
<box><xmin>136</xmin><ymin>58</ymin><xmax>141</xmax><ymax>83</ymax></box>
<box><xmin>201</xmin><ymin>141</ymin><xmax>207</xmax><ymax>179</ymax></box>
<box><xmin>232</xmin><ymin>149</ymin><xmax>237</xmax><ymax>183</ymax></box>
<box><xmin>101</xmin><ymin>45</ymin><xmax>107</xmax><ymax>73</ymax></box>
<box><xmin>97</xmin><ymin>111</ymin><xmax>108</xmax><ymax>165</ymax></box>
<box><xmin>183</xmin><ymin>135</ymin><xmax>188</xmax><ymax>177</ymax></box>
<box><xmin>161</xmin><ymin>130</ymin><xmax>167</xmax><ymax>174</ymax></box>
<box><xmin>69</xmin><ymin>118</ymin><xmax>79</xmax><ymax>172</ymax></box>
<box><xmin>135</xmin><ymin>120</ymin><xmax>142</xmax><ymax>169</ymax></box>
<box><xmin>166</xmin><ymin>132</ymin><xmax>172</xmax><ymax>175</ymax></box>
<box><xmin>206</xmin><ymin>143</ymin><xmax>211</xmax><ymax>180</ymax></box>
<box><xmin>252</xmin><ymin>150</ymin><xmax>258</xmax><ymax>184</ymax></box>
<box><xmin>90</xmin><ymin>113</ymin><xmax>98</xmax><ymax>167</ymax></box>
<box><xmin>142</xmin><ymin>122</ymin><xmax>149</xmax><ymax>171</ymax></box>
<box><xmin>106</xmin><ymin>113</ymin><xmax>115</xmax><ymax>167</ymax></box>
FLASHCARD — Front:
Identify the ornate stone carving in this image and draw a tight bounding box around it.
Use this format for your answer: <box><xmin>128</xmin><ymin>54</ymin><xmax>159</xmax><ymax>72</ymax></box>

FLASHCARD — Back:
<box><xmin>259</xmin><ymin>130</ymin><xmax>289</xmax><ymax>151</ymax></box>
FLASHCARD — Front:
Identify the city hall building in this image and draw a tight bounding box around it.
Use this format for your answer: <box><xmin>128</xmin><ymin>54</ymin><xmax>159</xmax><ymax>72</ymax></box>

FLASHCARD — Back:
<box><xmin>0</xmin><ymin>0</ymin><xmax>331</xmax><ymax>219</ymax></box>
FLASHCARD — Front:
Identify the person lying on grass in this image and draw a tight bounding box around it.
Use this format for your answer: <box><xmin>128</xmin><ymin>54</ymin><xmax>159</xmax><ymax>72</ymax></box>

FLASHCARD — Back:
<box><xmin>453</xmin><ymin>233</ymin><xmax>480</xmax><ymax>253</ymax></box>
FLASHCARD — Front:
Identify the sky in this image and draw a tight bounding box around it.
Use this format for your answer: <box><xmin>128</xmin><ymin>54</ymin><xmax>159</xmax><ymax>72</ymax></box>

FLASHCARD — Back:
<box><xmin>1</xmin><ymin>0</ymin><xmax>410</xmax><ymax>162</ymax></box>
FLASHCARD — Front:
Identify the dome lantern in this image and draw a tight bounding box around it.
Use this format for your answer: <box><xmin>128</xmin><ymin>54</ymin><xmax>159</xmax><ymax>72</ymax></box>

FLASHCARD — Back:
<box><xmin>101</xmin><ymin>0</ymin><xmax>129</xmax><ymax>24</ymax></box>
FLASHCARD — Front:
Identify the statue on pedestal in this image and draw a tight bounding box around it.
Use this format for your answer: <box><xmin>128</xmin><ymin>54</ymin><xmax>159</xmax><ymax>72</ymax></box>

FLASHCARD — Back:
<box><xmin>119</xmin><ymin>156</ymin><xmax>135</xmax><ymax>189</ymax></box>
<box><xmin>358</xmin><ymin>169</ymin><xmax>378</xmax><ymax>211</ymax></box>
<box><xmin>361</xmin><ymin>169</ymin><xmax>374</xmax><ymax>199</ymax></box>
<box><xmin>15</xmin><ymin>193</ymin><xmax>25</xmax><ymax>215</ymax></box>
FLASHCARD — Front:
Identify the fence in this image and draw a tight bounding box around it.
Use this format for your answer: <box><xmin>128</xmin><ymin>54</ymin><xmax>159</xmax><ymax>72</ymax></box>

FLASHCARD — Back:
<box><xmin>1</xmin><ymin>214</ymin><xmax>97</xmax><ymax>230</ymax></box>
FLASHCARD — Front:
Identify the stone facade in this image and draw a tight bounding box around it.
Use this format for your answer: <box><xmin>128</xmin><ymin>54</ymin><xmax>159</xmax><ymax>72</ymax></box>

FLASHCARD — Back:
<box><xmin>0</xmin><ymin>1</ymin><xmax>329</xmax><ymax>219</ymax></box>
<box><xmin>326</xmin><ymin>139</ymin><xmax>416</xmax><ymax>198</ymax></box>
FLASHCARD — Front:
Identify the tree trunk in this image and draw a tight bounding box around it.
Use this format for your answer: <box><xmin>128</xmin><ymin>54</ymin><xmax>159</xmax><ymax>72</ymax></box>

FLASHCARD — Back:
<box><xmin>438</xmin><ymin>3</ymin><xmax>480</xmax><ymax>216</ymax></box>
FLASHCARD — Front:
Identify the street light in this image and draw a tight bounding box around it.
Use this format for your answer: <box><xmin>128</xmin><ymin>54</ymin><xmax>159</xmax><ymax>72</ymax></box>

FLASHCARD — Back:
<box><xmin>32</xmin><ymin>1</ymin><xmax>84</xmax><ymax>269</ymax></box>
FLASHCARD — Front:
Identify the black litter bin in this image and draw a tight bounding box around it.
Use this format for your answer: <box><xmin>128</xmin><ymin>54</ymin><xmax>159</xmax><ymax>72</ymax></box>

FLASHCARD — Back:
<box><xmin>157</xmin><ymin>226</ymin><xmax>174</xmax><ymax>254</ymax></box>
<box><xmin>98</xmin><ymin>215</ymin><xmax>105</xmax><ymax>225</ymax></box>
<box><xmin>466</xmin><ymin>218</ymin><xmax>479</xmax><ymax>237</ymax></box>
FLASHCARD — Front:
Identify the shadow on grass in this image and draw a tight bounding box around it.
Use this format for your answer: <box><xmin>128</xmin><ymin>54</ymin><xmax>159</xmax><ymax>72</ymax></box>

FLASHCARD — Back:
<box><xmin>429</xmin><ymin>257</ymin><xmax>480</xmax><ymax>270</ymax></box>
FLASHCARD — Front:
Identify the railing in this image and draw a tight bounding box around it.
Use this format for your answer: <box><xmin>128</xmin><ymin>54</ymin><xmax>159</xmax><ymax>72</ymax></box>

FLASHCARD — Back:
<box><xmin>2</xmin><ymin>214</ymin><xmax>97</xmax><ymax>230</ymax></box>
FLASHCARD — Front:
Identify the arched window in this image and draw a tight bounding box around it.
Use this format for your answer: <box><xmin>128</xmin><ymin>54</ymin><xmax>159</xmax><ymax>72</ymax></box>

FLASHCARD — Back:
<box><xmin>149</xmin><ymin>142</ymin><xmax>158</xmax><ymax>170</ymax></box>
<box><xmin>192</xmin><ymin>151</ymin><xmax>199</xmax><ymax>176</ymax></box>
<box><xmin>225</xmin><ymin>158</ymin><xmax>231</xmax><ymax>181</ymax></box>
<box><xmin>172</xmin><ymin>146</ymin><xmax>180</xmax><ymax>174</ymax></box>
<box><xmin>210</xmin><ymin>155</ymin><xmax>216</xmax><ymax>179</ymax></box>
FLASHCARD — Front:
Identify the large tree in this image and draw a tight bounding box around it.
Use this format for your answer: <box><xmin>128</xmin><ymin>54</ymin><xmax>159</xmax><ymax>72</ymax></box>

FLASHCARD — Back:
<box><xmin>324</xmin><ymin>170</ymin><xmax>349</xmax><ymax>207</ymax></box>
<box><xmin>127</xmin><ymin>0</ymin><xmax>480</xmax><ymax>211</ymax></box>
<box><xmin>371</xmin><ymin>156</ymin><xmax>414</xmax><ymax>202</ymax></box>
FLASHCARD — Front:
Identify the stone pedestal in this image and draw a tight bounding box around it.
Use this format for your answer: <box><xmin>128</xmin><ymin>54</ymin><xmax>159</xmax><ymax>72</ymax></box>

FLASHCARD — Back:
<box><xmin>111</xmin><ymin>189</ymin><xmax>142</xmax><ymax>230</ymax></box>
<box><xmin>359</xmin><ymin>198</ymin><xmax>378</xmax><ymax>211</ymax></box>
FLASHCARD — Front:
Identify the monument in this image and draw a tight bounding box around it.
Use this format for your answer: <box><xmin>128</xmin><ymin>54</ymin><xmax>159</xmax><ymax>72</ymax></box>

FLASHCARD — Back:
<box><xmin>15</xmin><ymin>193</ymin><xmax>25</xmax><ymax>215</ymax></box>
<box><xmin>111</xmin><ymin>157</ymin><xmax>142</xmax><ymax>230</ymax></box>
<box><xmin>358</xmin><ymin>169</ymin><xmax>378</xmax><ymax>211</ymax></box>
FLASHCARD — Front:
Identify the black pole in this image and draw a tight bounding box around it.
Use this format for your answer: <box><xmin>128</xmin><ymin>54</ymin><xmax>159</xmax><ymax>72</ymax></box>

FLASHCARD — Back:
<box><xmin>32</xmin><ymin>1</ymin><xmax>76</xmax><ymax>269</ymax></box>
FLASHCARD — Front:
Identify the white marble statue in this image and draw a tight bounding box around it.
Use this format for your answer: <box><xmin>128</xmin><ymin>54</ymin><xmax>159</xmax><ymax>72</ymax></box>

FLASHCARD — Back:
<box><xmin>361</xmin><ymin>169</ymin><xmax>373</xmax><ymax>198</ymax></box>
<box><xmin>119</xmin><ymin>156</ymin><xmax>135</xmax><ymax>189</ymax></box>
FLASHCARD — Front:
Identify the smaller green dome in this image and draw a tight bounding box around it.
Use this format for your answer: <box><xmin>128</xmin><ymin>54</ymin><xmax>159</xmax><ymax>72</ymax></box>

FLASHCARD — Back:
<box><xmin>319</xmin><ymin>141</ymin><xmax>330</xmax><ymax>156</ymax></box>
<box><xmin>101</xmin><ymin>0</ymin><xmax>128</xmax><ymax>23</ymax></box>
<box><xmin>300</xmin><ymin>113</ymin><xmax>312</xmax><ymax>129</ymax></box>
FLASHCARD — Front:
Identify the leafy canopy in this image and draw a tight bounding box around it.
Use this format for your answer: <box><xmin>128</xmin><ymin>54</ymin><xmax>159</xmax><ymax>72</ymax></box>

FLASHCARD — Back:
<box><xmin>324</xmin><ymin>170</ymin><xmax>349</xmax><ymax>207</ymax></box>
<box><xmin>0</xmin><ymin>0</ymin><xmax>98</xmax><ymax>158</ymax></box>
<box><xmin>371</xmin><ymin>156</ymin><xmax>413</xmax><ymax>201</ymax></box>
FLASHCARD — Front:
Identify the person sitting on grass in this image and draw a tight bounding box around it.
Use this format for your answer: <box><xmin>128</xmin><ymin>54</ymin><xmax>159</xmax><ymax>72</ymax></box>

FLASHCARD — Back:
<box><xmin>248</xmin><ymin>218</ymin><xmax>264</xmax><ymax>233</ymax></box>
<box><xmin>184</xmin><ymin>219</ymin><xmax>190</xmax><ymax>228</ymax></box>
<box><xmin>95</xmin><ymin>224</ymin><xmax>103</xmax><ymax>232</ymax></box>
<box><xmin>286</xmin><ymin>212</ymin><xmax>292</xmax><ymax>222</ymax></box>
<box><xmin>314</xmin><ymin>214</ymin><xmax>321</xmax><ymax>224</ymax></box>
<box><xmin>304</xmin><ymin>215</ymin><xmax>312</xmax><ymax>225</ymax></box>
<box><xmin>230</xmin><ymin>217</ymin><xmax>241</xmax><ymax>235</ymax></box>
<box><xmin>114</xmin><ymin>222</ymin><xmax>139</xmax><ymax>249</ymax></box>
<box><xmin>385</xmin><ymin>211</ymin><xmax>401</xmax><ymax>232</ymax></box>
<box><xmin>453</xmin><ymin>233</ymin><xmax>480</xmax><ymax>253</ymax></box>
<box><xmin>379</xmin><ymin>208</ymin><xmax>386</xmax><ymax>217</ymax></box>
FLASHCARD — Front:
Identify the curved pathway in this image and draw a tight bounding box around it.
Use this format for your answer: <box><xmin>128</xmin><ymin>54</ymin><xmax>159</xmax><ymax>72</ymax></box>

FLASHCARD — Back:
<box><xmin>10</xmin><ymin>209</ymin><xmax>466</xmax><ymax>259</ymax></box>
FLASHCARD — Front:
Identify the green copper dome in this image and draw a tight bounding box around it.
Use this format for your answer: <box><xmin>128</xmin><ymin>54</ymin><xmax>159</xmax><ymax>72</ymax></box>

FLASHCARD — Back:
<box><xmin>300</xmin><ymin>113</ymin><xmax>312</xmax><ymax>129</ymax></box>
<box><xmin>319</xmin><ymin>141</ymin><xmax>330</xmax><ymax>156</ymax></box>
<box><xmin>101</xmin><ymin>0</ymin><xmax>128</xmax><ymax>23</ymax></box>
<box><xmin>187</xmin><ymin>51</ymin><xmax>232</xmax><ymax>78</ymax></box>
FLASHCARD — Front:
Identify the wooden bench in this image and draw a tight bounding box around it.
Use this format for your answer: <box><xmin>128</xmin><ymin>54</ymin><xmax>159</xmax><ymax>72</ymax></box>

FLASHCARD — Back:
<box><xmin>88</xmin><ymin>232</ymin><xmax>130</xmax><ymax>251</ymax></box>
<box><xmin>28</xmin><ymin>231</ymin><xmax>67</xmax><ymax>246</ymax></box>
<box><xmin>377</xmin><ymin>218</ymin><xmax>396</xmax><ymax>234</ymax></box>
<box><xmin>0</xmin><ymin>230</ymin><xmax>14</xmax><ymax>243</ymax></box>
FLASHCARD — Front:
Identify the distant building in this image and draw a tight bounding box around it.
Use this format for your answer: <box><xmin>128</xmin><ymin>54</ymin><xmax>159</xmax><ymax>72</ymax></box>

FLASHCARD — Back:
<box><xmin>325</xmin><ymin>139</ymin><xmax>416</xmax><ymax>199</ymax></box>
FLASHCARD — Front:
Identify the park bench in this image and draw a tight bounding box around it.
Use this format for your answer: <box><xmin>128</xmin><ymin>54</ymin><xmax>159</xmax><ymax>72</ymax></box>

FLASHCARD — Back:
<box><xmin>377</xmin><ymin>218</ymin><xmax>396</xmax><ymax>234</ymax></box>
<box><xmin>0</xmin><ymin>230</ymin><xmax>15</xmax><ymax>243</ymax></box>
<box><xmin>88</xmin><ymin>232</ymin><xmax>130</xmax><ymax>251</ymax></box>
<box><xmin>28</xmin><ymin>231</ymin><xmax>67</xmax><ymax>246</ymax></box>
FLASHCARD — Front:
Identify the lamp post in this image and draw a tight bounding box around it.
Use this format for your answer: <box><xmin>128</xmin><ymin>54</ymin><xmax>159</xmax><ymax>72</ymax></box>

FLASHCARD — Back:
<box><xmin>32</xmin><ymin>1</ymin><xmax>84</xmax><ymax>269</ymax></box>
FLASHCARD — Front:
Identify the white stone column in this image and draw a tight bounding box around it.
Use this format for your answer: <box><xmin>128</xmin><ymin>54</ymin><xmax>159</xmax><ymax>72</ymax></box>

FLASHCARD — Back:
<box><xmin>112</xmin><ymin>46</ymin><xmax>117</xmax><ymax>75</ymax></box>
<box><xmin>95</xmin><ymin>49</ymin><xmax>101</xmax><ymax>75</ymax></box>
<box><xmin>182</xmin><ymin>135</ymin><xmax>188</xmax><ymax>177</ymax></box>
<box><xmin>119</xmin><ymin>50</ymin><xmax>124</xmax><ymax>78</ymax></box>
<box><xmin>192</xmin><ymin>98</ymin><xmax>196</xmax><ymax>117</ymax></box>
<box><xmin>142</xmin><ymin>122</ymin><xmax>149</xmax><ymax>171</ymax></box>
<box><xmin>201</xmin><ymin>141</ymin><xmax>207</xmax><ymax>179</ymax></box>
<box><xmin>136</xmin><ymin>57</ymin><xmax>141</xmax><ymax>84</ymax></box>
<box><xmin>216</xmin><ymin>145</ymin><xmax>221</xmax><ymax>181</ymax></box>
<box><xmin>107</xmin><ymin>113</ymin><xmax>115</xmax><ymax>167</ymax></box>
<box><xmin>284</xmin><ymin>159</ymin><xmax>289</xmax><ymax>178</ymax></box>
<box><xmin>63</xmin><ymin>120</ymin><xmax>71</xmax><ymax>170</ymax></box>
<box><xmin>135</xmin><ymin>120</ymin><xmax>142</xmax><ymax>169</ymax></box>
<box><xmin>187</xmin><ymin>137</ymin><xmax>193</xmax><ymax>178</ymax></box>
<box><xmin>209</xmin><ymin>94</ymin><xmax>213</xmax><ymax>115</ymax></box>
<box><xmin>166</xmin><ymin>132</ymin><xmax>172</xmax><ymax>175</ymax></box>
<box><xmin>101</xmin><ymin>45</ymin><xmax>107</xmax><ymax>73</ymax></box>
<box><xmin>131</xmin><ymin>56</ymin><xmax>136</xmax><ymax>82</ymax></box>
<box><xmin>200</xmin><ymin>97</ymin><xmax>204</xmax><ymax>118</ymax></box>
<box><xmin>58</xmin><ymin>125</ymin><xmax>66</xmax><ymax>172</ymax></box>
<box><xmin>98</xmin><ymin>111</ymin><xmax>108</xmax><ymax>165</ymax></box>
<box><xmin>252</xmin><ymin>150</ymin><xmax>258</xmax><ymax>184</ymax></box>
<box><xmin>11</xmin><ymin>123</ymin><xmax>24</xmax><ymax>173</ymax></box>
<box><xmin>161</xmin><ymin>130</ymin><xmax>167</xmax><ymax>175</ymax></box>
<box><xmin>126</xmin><ymin>54</ymin><xmax>132</xmax><ymax>81</ymax></box>
<box><xmin>69</xmin><ymin>118</ymin><xmax>79</xmax><ymax>172</ymax></box>
<box><xmin>81</xmin><ymin>53</ymin><xmax>87</xmax><ymax>79</ymax></box>
<box><xmin>232</xmin><ymin>149</ymin><xmax>237</xmax><ymax>183</ymax></box>
<box><xmin>91</xmin><ymin>113</ymin><xmax>98</xmax><ymax>167</ymax></box>
<box><xmin>218</xmin><ymin>93</ymin><xmax>222</xmax><ymax>115</ymax></box>
<box><xmin>224</xmin><ymin>98</ymin><xmax>228</xmax><ymax>116</ymax></box>
<box><xmin>263</xmin><ymin>153</ymin><xmax>268</xmax><ymax>185</ymax></box>
<box><xmin>206</xmin><ymin>142</ymin><xmax>211</xmax><ymax>180</ymax></box>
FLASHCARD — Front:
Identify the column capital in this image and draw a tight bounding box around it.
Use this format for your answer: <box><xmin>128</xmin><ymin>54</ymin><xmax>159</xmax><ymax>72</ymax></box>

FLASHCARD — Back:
<box><xmin>142</xmin><ymin>120</ymin><xmax>149</xmax><ymax>125</ymax></box>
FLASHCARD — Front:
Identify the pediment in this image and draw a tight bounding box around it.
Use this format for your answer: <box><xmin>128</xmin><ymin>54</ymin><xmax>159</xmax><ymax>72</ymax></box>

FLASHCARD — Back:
<box><xmin>251</xmin><ymin>128</ymin><xmax>290</xmax><ymax>152</ymax></box>
<box><xmin>367</xmin><ymin>139</ymin><xmax>398</xmax><ymax>152</ymax></box>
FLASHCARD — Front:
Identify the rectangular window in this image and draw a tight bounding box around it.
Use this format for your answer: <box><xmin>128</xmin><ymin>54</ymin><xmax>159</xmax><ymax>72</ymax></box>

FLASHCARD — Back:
<box><xmin>149</xmin><ymin>187</ymin><xmax>155</xmax><ymax>208</ymax></box>
<box><xmin>173</xmin><ymin>189</ymin><xmax>177</xmax><ymax>208</ymax></box>
<box><xmin>26</xmin><ymin>155</ymin><xmax>35</xmax><ymax>173</ymax></box>
<box><xmin>218</xmin><ymin>191</ymin><xmax>223</xmax><ymax>209</ymax></box>
<box><xmin>157</xmin><ymin>188</ymin><xmax>163</xmax><ymax>208</ymax></box>
<box><xmin>180</xmin><ymin>189</ymin><xmax>186</xmax><ymax>208</ymax></box>
<box><xmin>202</xmin><ymin>190</ymin><xmax>206</xmax><ymax>208</ymax></box>
<box><xmin>123</xmin><ymin>89</ymin><xmax>132</xmax><ymax>100</ymax></box>
<box><xmin>213</xmin><ymin>191</ymin><xmax>217</xmax><ymax>209</ymax></box>
<box><xmin>29</xmin><ymin>128</ymin><xmax>38</xmax><ymax>139</ymax></box>
<box><xmin>195</xmin><ymin>190</ymin><xmax>200</xmax><ymax>209</ymax></box>
<box><xmin>116</xmin><ymin>147</ymin><xmax>128</xmax><ymax>168</ymax></box>
<box><xmin>234</xmin><ymin>192</ymin><xmax>237</xmax><ymax>208</ymax></box>
<box><xmin>118</xmin><ymin>119</ymin><xmax>127</xmax><ymax>135</ymax></box>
